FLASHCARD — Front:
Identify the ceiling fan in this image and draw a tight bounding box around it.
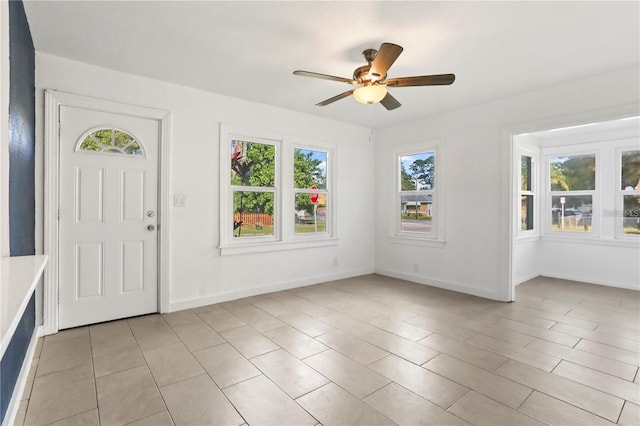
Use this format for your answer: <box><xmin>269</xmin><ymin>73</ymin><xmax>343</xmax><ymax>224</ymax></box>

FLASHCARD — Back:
<box><xmin>293</xmin><ymin>42</ymin><xmax>455</xmax><ymax>110</ymax></box>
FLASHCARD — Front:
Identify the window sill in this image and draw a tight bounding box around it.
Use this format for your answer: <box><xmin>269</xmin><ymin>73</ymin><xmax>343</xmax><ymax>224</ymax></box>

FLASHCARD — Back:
<box><xmin>388</xmin><ymin>235</ymin><xmax>446</xmax><ymax>248</ymax></box>
<box><xmin>541</xmin><ymin>235</ymin><xmax>640</xmax><ymax>248</ymax></box>
<box><xmin>516</xmin><ymin>235</ymin><xmax>541</xmax><ymax>244</ymax></box>
<box><xmin>219</xmin><ymin>237</ymin><xmax>338</xmax><ymax>256</ymax></box>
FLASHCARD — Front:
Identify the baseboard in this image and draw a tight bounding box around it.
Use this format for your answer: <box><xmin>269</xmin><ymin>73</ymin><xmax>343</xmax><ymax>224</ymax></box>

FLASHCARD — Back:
<box><xmin>514</xmin><ymin>273</ymin><xmax>541</xmax><ymax>287</ymax></box>
<box><xmin>2</xmin><ymin>328</ymin><xmax>38</xmax><ymax>426</ymax></box>
<box><xmin>540</xmin><ymin>272</ymin><xmax>640</xmax><ymax>291</ymax></box>
<box><xmin>169</xmin><ymin>267</ymin><xmax>375</xmax><ymax>312</ymax></box>
<box><xmin>374</xmin><ymin>267</ymin><xmax>508</xmax><ymax>301</ymax></box>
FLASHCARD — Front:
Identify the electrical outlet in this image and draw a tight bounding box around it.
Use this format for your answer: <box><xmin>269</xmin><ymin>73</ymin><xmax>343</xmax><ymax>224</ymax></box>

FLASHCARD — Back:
<box><xmin>174</xmin><ymin>193</ymin><xmax>186</xmax><ymax>208</ymax></box>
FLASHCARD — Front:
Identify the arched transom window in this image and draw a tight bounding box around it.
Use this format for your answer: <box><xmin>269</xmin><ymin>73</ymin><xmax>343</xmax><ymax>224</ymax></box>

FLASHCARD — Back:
<box><xmin>77</xmin><ymin>128</ymin><xmax>145</xmax><ymax>157</ymax></box>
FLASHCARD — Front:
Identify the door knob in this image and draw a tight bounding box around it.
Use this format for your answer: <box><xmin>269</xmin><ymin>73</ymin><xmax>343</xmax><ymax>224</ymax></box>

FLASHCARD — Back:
<box><xmin>147</xmin><ymin>224</ymin><xmax>156</xmax><ymax>231</ymax></box>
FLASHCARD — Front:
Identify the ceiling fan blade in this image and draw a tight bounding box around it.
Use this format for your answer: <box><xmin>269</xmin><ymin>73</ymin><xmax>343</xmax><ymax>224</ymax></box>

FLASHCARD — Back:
<box><xmin>387</xmin><ymin>74</ymin><xmax>455</xmax><ymax>87</ymax></box>
<box><xmin>380</xmin><ymin>92</ymin><xmax>401</xmax><ymax>110</ymax></box>
<box><xmin>316</xmin><ymin>90</ymin><xmax>355</xmax><ymax>106</ymax></box>
<box><xmin>370</xmin><ymin>43</ymin><xmax>403</xmax><ymax>77</ymax></box>
<box><xmin>293</xmin><ymin>70</ymin><xmax>355</xmax><ymax>84</ymax></box>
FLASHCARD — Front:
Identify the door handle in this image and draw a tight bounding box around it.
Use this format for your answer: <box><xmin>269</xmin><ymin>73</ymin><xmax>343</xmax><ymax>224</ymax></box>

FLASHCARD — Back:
<box><xmin>147</xmin><ymin>224</ymin><xmax>156</xmax><ymax>231</ymax></box>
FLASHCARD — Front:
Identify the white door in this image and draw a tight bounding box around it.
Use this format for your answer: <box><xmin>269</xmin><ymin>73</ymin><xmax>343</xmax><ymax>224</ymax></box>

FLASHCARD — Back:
<box><xmin>58</xmin><ymin>105</ymin><xmax>159</xmax><ymax>329</ymax></box>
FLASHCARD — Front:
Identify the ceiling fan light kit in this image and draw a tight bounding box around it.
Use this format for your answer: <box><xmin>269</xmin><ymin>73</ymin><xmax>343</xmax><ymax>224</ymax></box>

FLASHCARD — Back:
<box><xmin>293</xmin><ymin>42</ymin><xmax>455</xmax><ymax>110</ymax></box>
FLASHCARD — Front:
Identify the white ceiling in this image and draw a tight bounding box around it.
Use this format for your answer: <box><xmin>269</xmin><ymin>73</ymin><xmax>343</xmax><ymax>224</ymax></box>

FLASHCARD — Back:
<box><xmin>23</xmin><ymin>1</ymin><xmax>640</xmax><ymax>129</ymax></box>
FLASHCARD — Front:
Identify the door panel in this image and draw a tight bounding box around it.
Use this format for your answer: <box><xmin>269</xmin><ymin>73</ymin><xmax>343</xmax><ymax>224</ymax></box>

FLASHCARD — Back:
<box><xmin>59</xmin><ymin>105</ymin><xmax>159</xmax><ymax>329</ymax></box>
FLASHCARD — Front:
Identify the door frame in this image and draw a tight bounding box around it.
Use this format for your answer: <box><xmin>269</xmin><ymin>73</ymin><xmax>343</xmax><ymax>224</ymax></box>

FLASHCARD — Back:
<box><xmin>43</xmin><ymin>90</ymin><xmax>171</xmax><ymax>335</ymax></box>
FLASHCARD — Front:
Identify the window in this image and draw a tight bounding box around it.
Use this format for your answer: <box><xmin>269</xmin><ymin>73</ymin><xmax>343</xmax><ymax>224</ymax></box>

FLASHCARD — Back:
<box><xmin>547</xmin><ymin>154</ymin><xmax>595</xmax><ymax>233</ymax></box>
<box><xmin>220</xmin><ymin>124</ymin><xmax>335</xmax><ymax>254</ymax></box>
<box><xmin>77</xmin><ymin>128</ymin><xmax>144</xmax><ymax>157</ymax></box>
<box><xmin>397</xmin><ymin>149</ymin><xmax>437</xmax><ymax>238</ymax></box>
<box><xmin>294</xmin><ymin>148</ymin><xmax>328</xmax><ymax>235</ymax></box>
<box><xmin>620</xmin><ymin>149</ymin><xmax>640</xmax><ymax>236</ymax></box>
<box><xmin>520</xmin><ymin>154</ymin><xmax>535</xmax><ymax>231</ymax></box>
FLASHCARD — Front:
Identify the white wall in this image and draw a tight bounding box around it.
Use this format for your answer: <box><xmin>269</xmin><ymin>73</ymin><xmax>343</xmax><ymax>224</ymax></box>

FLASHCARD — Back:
<box><xmin>35</xmin><ymin>53</ymin><xmax>374</xmax><ymax>311</ymax></box>
<box><xmin>374</xmin><ymin>66</ymin><xmax>640</xmax><ymax>301</ymax></box>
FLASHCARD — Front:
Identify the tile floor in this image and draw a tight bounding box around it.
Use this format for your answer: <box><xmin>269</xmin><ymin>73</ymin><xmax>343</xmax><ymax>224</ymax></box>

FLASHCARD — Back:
<box><xmin>13</xmin><ymin>274</ymin><xmax>640</xmax><ymax>425</ymax></box>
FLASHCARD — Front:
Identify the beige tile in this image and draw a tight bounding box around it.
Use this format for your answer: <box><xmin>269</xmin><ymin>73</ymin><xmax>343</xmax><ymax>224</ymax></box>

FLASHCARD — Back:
<box><xmin>467</xmin><ymin>333</ymin><xmax>561</xmax><ymax>372</ymax></box>
<box><xmin>619</xmin><ymin>401</ymin><xmax>640</xmax><ymax>426</ymax></box>
<box><xmin>366</xmin><ymin>316</ymin><xmax>429</xmax><ymax>342</ymax></box>
<box><xmin>297</xmin><ymin>383</ymin><xmax>395</xmax><ymax>426</ymax></box>
<box><xmin>127</xmin><ymin>410</ymin><xmax>174</xmax><ymax>426</ymax></box>
<box><xmin>279</xmin><ymin>312</ymin><xmax>336</xmax><ymax>337</ymax></box>
<box><xmin>13</xmin><ymin>398</ymin><xmax>28</xmax><ymax>426</ymax></box>
<box><xmin>37</xmin><ymin>335</ymin><xmax>92</xmax><ymax>377</ymax></box>
<box><xmin>483</xmin><ymin>305</ymin><xmax>557</xmax><ymax>329</ymax></box>
<box><xmin>43</xmin><ymin>327</ymin><xmax>89</xmax><ymax>344</ymax></box>
<box><xmin>595</xmin><ymin>323</ymin><xmax>640</xmax><ymax>343</ymax></box>
<box><xmin>179</xmin><ymin>328</ymin><xmax>225</xmax><ymax>352</ymax></box>
<box><xmin>361</xmin><ymin>330</ymin><xmax>439</xmax><ymax>365</ymax></box>
<box><xmin>363</xmin><ymin>383</ymin><xmax>470</xmax><ymax>425</ymax></box>
<box><xmin>418</xmin><ymin>333</ymin><xmax>507</xmax><ymax>371</ymax></box>
<box><xmin>21</xmin><ymin>357</ymin><xmax>38</xmax><ymax>400</ymax></box>
<box><xmin>196</xmin><ymin>308</ymin><xmax>246</xmax><ymax>332</ymax></box>
<box><xmin>495</xmin><ymin>359</ymin><xmax>623</xmax><ymax>422</ymax></box>
<box><xmin>160</xmin><ymin>374</ymin><xmax>242</xmax><ymax>426</ymax></box>
<box><xmin>161</xmin><ymin>309</ymin><xmax>201</xmax><ymax>328</ymax></box>
<box><xmin>225</xmin><ymin>304</ymin><xmax>285</xmax><ymax>332</ymax></box>
<box><xmin>496</xmin><ymin>318</ymin><xmax>580</xmax><ymax>347</ymax></box>
<box><xmin>96</xmin><ymin>365</ymin><xmax>166</xmax><ymax>426</ymax></box>
<box><xmin>193</xmin><ymin>343</ymin><xmax>261</xmax><ymax>388</ymax></box>
<box><xmin>519</xmin><ymin>391</ymin><xmax>616</xmax><ymax>426</ymax></box>
<box><xmin>143</xmin><ymin>342</ymin><xmax>204</xmax><ymax>387</ymax></box>
<box><xmin>251</xmin><ymin>298</ymin><xmax>301</xmax><ymax>317</ymax></box>
<box><xmin>448</xmin><ymin>390</ymin><xmax>544</xmax><ymax>426</ymax></box>
<box><xmin>526</xmin><ymin>338</ymin><xmax>637</xmax><ymax>381</ymax></box>
<box><xmin>93</xmin><ymin>347</ymin><xmax>146</xmax><ymax>378</ymax></box>
<box><xmin>424</xmin><ymin>354</ymin><xmax>532</xmax><ymax>408</ymax></box>
<box><xmin>128</xmin><ymin>315</ymin><xmax>181</xmax><ymax>350</ymax></box>
<box><xmin>521</xmin><ymin>307</ymin><xmax>598</xmax><ymax>330</ymax></box>
<box><xmin>223</xmin><ymin>375</ymin><xmax>317</xmax><ymax>425</ymax></box>
<box><xmin>263</xmin><ymin>325</ymin><xmax>328</xmax><ymax>359</ymax></box>
<box><xmin>368</xmin><ymin>355</ymin><xmax>468</xmax><ymax>409</ymax></box>
<box><xmin>169</xmin><ymin>320</ymin><xmax>212</xmax><ymax>337</ymax></box>
<box><xmin>318</xmin><ymin>312</ymin><xmax>378</xmax><ymax>337</ymax></box>
<box><xmin>48</xmin><ymin>409</ymin><xmax>99</xmax><ymax>425</ymax></box>
<box><xmin>34</xmin><ymin>337</ymin><xmax>44</xmax><ymax>358</ymax></box>
<box><xmin>459</xmin><ymin>318</ymin><xmax>535</xmax><ymax>346</ymax></box>
<box><xmin>552</xmin><ymin>360</ymin><xmax>640</xmax><ymax>404</ymax></box>
<box><xmin>316</xmin><ymin>330</ymin><xmax>389</xmax><ymax>365</ymax></box>
<box><xmin>251</xmin><ymin>349</ymin><xmax>329</xmax><ymax>398</ymax></box>
<box><xmin>552</xmin><ymin>322</ymin><xmax>640</xmax><ymax>353</ymax></box>
<box><xmin>90</xmin><ymin>320</ymin><xmax>139</xmax><ymax>359</ymax></box>
<box><xmin>25</xmin><ymin>364</ymin><xmax>96</xmax><ymax>426</ymax></box>
<box><xmin>575</xmin><ymin>339</ymin><xmax>640</xmax><ymax>366</ymax></box>
<box><xmin>304</xmin><ymin>349</ymin><xmax>390</xmax><ymax>399</ymax></box>
<box><xmin>404</xmin><ymin>315</ymin><xmax>476</xmax><ymax>342</ymax></box>
<box><xmin>220</xmin><ymin>325</ymin><xmax>279</xmax><ymax>358</ymax></box>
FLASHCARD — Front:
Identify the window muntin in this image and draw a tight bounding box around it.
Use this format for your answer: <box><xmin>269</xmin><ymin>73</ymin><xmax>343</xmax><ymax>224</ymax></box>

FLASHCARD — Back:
<box><xmin>398</xmin><ymin>151</ymin><xmax>435</xmax><ymax>236</ymax></box>
<box><xmin>230</xmin><ymin>139</ymin><xmax>277</xmax><ymax>239</ymax></box>
<box><xmin>548</xmin><ymin>154</ymin><xmax>595</xmax><ymax>233</ymax></box>
<box><xmin>520</xmin><ymin>155</ymin><xmax>535</xmax><ymax>231</ymax></box>
<box><xmin>293</xmin><ymin>148</ymin><xmax>328</xmax><ymax>235</ymax></box>
<box><xmin>621</xmin><ymin>149</ymin><xmax>640</xmax><ymax>236</ymax></box>
<box><xmin>77</xmin><ymin>128</ymin><xmax>144</xmax><ymax>157</ymax></box>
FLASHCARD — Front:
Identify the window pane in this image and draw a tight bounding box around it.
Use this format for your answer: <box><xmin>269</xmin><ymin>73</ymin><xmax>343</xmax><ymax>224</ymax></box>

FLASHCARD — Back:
<box><xmin>294</xmin><ymin>193</ymin><xmax>326</xmax><ymax>234</ymax></box>
<box><xmin>521</xmin><ymin>156</ymin><xmax>532</xmax><ymax>191</ymax></box>
<box><xmin>623</xmin><ymin>195</ymin><xmax>640</xmax><ymax>235</ymax></box>
<box><xmin>400</xmin><ymin>152</ymin><xmax>435</xmax><ymax>190</ymax></box>
<box><xmin>400</xmin><ymin>194</ymin><xmax>433</xmax><ymax>233</ymax></box>
<box><xmin>621</xmin><ymin>150</ymin><xmax>640</xmax><ymax>190</ymax></box>
<box><xmin>231</xmin><ymin>140</ymin><xmax>275</xmax><ymax>187</ymax></box>
<box><xmin>549</xmin><ymin>155</ymin><xmax>595</xmax><ymax>191</ymax></box>
<box><xmin>78</xmin><ymin>128</ymin><xmax>144</xmax><ymax>157</ymax></box>
<box><xmin>551</xmin><ymin>195</ymin><xmax>592</xmax><ymax>232</ymax></box>
<box><xmin>294</xmin><ymin>149</ymin><xmax>327</xmax><ymax>189</ymax></box>
<box><xmin>521</xmin><ymin>195</ymin><xmax>534</xmax><ymax>230</ymax></box>
<box><xmin>233</xmin><ymin>191</ymin><xmax>274</xmax><ymax>237</ymax></box>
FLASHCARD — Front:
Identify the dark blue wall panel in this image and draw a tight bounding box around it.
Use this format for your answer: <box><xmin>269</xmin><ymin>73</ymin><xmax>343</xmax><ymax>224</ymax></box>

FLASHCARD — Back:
<box><xmin>0</xmin><ymin>294</ymin><xmax>36</xmax><ymax>424</ymax></box>
<box><xmin>8</xmin><ymin>0</ymin><xmax>36</xmax><ymax>256</ymax></box>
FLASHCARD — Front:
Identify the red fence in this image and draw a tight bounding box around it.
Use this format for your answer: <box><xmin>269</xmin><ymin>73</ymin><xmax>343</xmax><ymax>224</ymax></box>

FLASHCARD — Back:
<box><xmin>234</xmin><ymin>213</ymin><xmax>273</xmax><ymax>226</ymax></box>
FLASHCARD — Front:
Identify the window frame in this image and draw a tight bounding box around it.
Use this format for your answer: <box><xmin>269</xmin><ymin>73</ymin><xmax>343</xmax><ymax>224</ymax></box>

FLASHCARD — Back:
<box><xmin>392</xmin><ymin>142</ymin><xmax>443</xmax><ymax>245</ymax></box>
<box><xmin>616</xmin><ymin>146</ymin><xmax>640</xmax><ymax>239</ymax></box>
<box><xmin>543</xmin><ymin>148</ymin><xmax>599</xmax><ymax>238</ymax></box>
<box><xmin>519</xmin><ymin>150</ymin><xmax>537</xmax><ymax>236</ymax></box>
<box><xmin>219</xmin><ymin>124</ymin><xmax>337</xmax><ymax>255</ymax></box>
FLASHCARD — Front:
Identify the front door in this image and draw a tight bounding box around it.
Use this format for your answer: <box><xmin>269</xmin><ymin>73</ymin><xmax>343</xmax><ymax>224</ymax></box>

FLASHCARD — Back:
<box><xmin>58</xmin><ymin>105</ymin><xmax>159</xmax><ymax>329</ymax></box>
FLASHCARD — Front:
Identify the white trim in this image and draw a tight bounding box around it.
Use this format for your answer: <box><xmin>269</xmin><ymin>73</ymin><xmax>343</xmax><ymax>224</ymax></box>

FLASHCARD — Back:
<box><xmin>541</xmin><ymin>272</ymin><xmax>640</xmax><ymax>291</ymax></box>
<box><xmin>219</xmin><ymin>237</ymin><xmax>338</xmax><ymax>256</ymax></box>
<box><xmin>169</xmin><ymin>267</ymin><xmax>373</xmax><ymax>312</ymax></box>
<box><xmin>375</xmin><ymin>267</ymin><xmax>507</xmax><ymax>302</ymax></box>
<box><xmin>387</xmin><ymin>236</ymin><xmax>446</xmax><ymax>248</ymax></box>
<box><xmin>2</xmin><ymin>326</ymin><xmax>38</xmax><ymax>426</ymax></box>
<box><xmin>43</xmin><ymin>90</ymin><xmax>171</xmax><ymax>334</ymax></box>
